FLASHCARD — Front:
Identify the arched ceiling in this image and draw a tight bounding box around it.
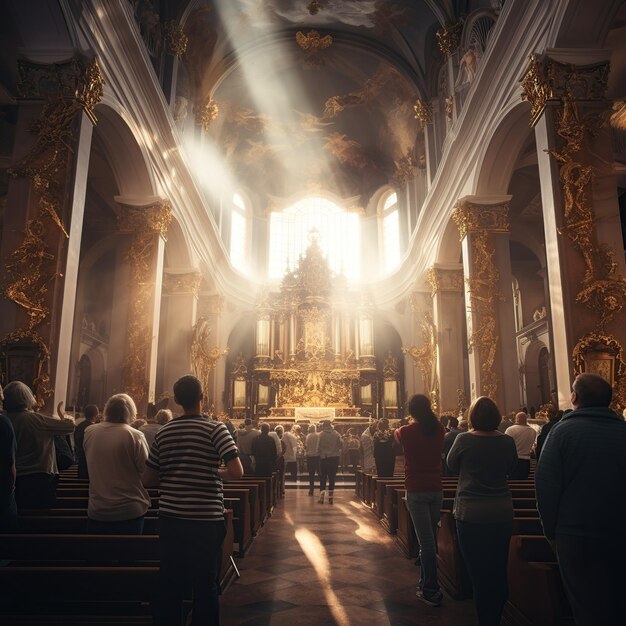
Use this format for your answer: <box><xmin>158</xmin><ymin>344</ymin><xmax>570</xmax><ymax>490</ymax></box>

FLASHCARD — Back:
<box><xmin>176</xmin><ymin>0</ymin><xmax>496</xmax><ymax>206</ymax></box>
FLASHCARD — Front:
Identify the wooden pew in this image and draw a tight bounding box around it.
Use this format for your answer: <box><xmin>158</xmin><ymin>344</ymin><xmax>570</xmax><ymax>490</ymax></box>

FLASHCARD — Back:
<box><xmin>503</xmin><ymin>535</ymin><xmax>573</xmax><ymax>626</ymax></box>
<box><xmin>0</xmin><ymin>510</ymin><xmax>237</xmax><ymax>623</ymax></box>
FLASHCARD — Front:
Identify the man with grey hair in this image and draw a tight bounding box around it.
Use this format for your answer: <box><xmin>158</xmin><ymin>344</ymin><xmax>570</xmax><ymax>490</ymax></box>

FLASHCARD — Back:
<box><xmin>4</xmin><ymin>381</ymin><xmax>74</xmax><ymax>508</ymax></box>
<box><xmin>536</xmin><ymin>373</ymin><xmax>626</xmax><ymax>626</ymax></box>
<box><xmin>83</xmin><ymin>393</ymin><xmax>150</xmax><ymax>533</ymax></box>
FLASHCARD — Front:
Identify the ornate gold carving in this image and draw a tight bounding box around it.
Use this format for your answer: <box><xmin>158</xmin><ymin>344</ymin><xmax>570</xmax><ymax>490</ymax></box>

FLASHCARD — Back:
<box><xmin>426</xmin><ymin>267</ymin><xmax>464</xmax><ymax>296</ymax></box>
<box><xmin>115</xmin><ymin>200</ymin><xmax>172</xmax><ymax>238</ymax></box>
<box><xmin>194</xmin><ymin>97</ymin><xmax>219</xmax><ymax>131</ymax></box>
<box><xmin>3</xmin><ymin>56</ymin><xmax>103</xmax><ymax>404</ymax></box>
<box><xmin>521</xmin><ymin>54</ymin><xmax>610</xmax><ymax>127</ymax></box>
<box><xmin>611</xmin><ymin>101</ymin><xmax>626</xmax><ymax>130</ymax></box>
<box><xmin>383</xmin><ymin>352</ymin><xmax>399</xmax><ymax>380</ymax></box>
<box><xmin>163</xmin><ymin>21</ymin><xmax>188</xmax><ymax>58</ymax></box>
<box><xmin>452</xmin><ymin>201</ymin><xmax>510</xmax><ymax>240</ymax></box>
<box><xmin>402</xmin><ymin>313</ymin><xmax>439</xmax><ymax>410</ymax></box>
<box><xmin>461</xmin><ymin>229</ymin><xmax>502</xmax><ymax>400</ymax></box>
<box><xmin>297</xmin><ymin>306</ymin><xmax>331</xmax><ymax>361</ymax></box>
<box><xmin>572</xmin><ymin>332</ymin><xmax>626</xmax><ymax>410</ymax></box>
<box><xmin>436</xmin><ymin>22</ymin><xmax>463</xmax><ymax>58</ymax></box>
<box><xmin>231</xmin><ymin>353</ymin><xmax>248</xmax><ymax>379</ymax></box>
<box><xmin>191</xmin><ymin>318</ymin><xmax>228</xmax><ymax>407</ymax></box>
<box><xmin>296</xmin><ymin>30</ymin><xmax>333</xmax><ymax>51</ymax></box>
<box><xmin>117</xmin><ymin>200</ymin><xmax>171</xmax><ymax>404</ymax></box>
<box><xmin>0</xmin><ymin>330</ymin><xmax>53</xmax><ymax>407</ymax></box>
<box><xmin>392</xmin><ymin>149</ymin><xmax>418</xmax><ymax>185</ymax></box>
<box><xmin>162</xmin><ymin>271</ymin><xmax>202</xmax><ymax>296</ymax></box>
<box><xmin>413</xmin><ymin>99</ymin><xmax>433</xmax><ymax>125</ymax></box>
<box><xmin>549</xmin><ymin>99</ymin><xmax>626</xmax><ymax>328</ymax></box>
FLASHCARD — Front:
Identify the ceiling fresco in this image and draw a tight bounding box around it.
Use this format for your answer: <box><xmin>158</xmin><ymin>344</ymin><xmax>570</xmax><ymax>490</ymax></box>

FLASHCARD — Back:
<box><xmin>177</xmin><ymin>0</ymin><xmax>490</xmax><ymax>206</ymax></box>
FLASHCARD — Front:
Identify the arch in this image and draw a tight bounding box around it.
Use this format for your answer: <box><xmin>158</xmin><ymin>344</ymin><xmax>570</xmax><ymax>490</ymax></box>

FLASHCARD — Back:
<box><xmin>473</xmin><ymin>100</ymin><xmax>533</xmax><ymax>196</ymax></box>
<box><xmin>164</xmin><ymin>216</ymin><xmax>194</xmax><ymax>269</ymax></box>
<box><xmin>524</xmin><ymin>339</ymin><xmax>550</xmax><ymax>410</ymax></box>
<box><xmin>435</xmin><ymin>217</ymin><xmax>463</xmax><ymax>265</ymax></box>
<box><xmin>93</xmin><ymin>101</ymin><xmax>156</xmax><ymax>198</ymax></box>
<box><xmin>548</xmin><ymin>0</ymin><xmax>622</xmax><ymax>48</ymax></box>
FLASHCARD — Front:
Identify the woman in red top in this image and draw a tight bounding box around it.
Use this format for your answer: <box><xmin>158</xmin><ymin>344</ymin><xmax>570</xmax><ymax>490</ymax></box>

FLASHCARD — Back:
<box><xmin>395</xmin><ymin>394</ymin><xmax>445</xmax><ymax>607</ymax></box>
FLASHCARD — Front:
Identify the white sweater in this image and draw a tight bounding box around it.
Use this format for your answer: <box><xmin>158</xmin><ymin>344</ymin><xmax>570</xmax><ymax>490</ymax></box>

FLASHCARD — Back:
<box><xmin>84</xmin><ymin>422</ymin><xmax>151</xmax><ymax>521</ymax></box>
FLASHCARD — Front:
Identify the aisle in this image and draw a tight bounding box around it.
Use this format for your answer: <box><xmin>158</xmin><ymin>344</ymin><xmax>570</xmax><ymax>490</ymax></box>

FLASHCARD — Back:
<box><xmin>221</xmin><ymin>491</ymin><xmax>475</xmax><ymax>625</ymax></box>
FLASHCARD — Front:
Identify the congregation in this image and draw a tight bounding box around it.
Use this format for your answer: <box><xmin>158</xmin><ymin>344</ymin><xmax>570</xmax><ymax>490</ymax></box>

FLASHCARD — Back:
<box><xmin>1</xmin><ymin>371</ymin><xmax>625</xmax><ymax>625</ymax></box>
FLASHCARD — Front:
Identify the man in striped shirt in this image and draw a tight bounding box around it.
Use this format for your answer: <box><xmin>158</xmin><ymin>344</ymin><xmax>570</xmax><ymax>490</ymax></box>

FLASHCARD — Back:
<box><xmin>143</xmin><ymin>375</ymin><xmax>243</xmax><ymax>626</ymax></box>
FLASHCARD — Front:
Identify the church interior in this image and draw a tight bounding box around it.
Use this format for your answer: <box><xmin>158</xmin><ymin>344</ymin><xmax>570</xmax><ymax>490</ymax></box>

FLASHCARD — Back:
<box><xmin>1</xmin><ymin>0</ymin><xmax>625</xmax><ymax>624</ymax></box>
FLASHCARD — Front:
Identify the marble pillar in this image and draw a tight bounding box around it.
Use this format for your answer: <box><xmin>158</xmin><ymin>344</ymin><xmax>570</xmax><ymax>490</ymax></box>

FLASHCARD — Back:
<box><xmin>524</xmin><ymin>50</ymin><xmax>626</xmax><ymax>408</ymax></box>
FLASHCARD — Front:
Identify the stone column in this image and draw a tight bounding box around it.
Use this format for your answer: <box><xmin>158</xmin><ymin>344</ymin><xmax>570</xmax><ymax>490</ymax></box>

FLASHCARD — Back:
<box><xmin>427</xmin><ymin>264</ymin><xmax>468</xmax><ymax>414</ymax></box>
<box><xmin>0</xmin><ymin>57</ymin><xmax>103</xmax><ymax>410</ymax></box>
<box><xmin>115</xmin><ymin>197</ymin><xmax>171</xmax><ymax>411</ymax></box>
<box><xmin>403</xmin><ymin>291</ymin><xmax>433</xmax><ymax>401</ymax></box>
<box><xmin>522</xmin><ymin>50</ymin><xmax>626</xmax><ymax>409</ymax></box>
<box><xmin>160</xmin><ymin>269</ymin><xmax>201</xmax><ymax>397</ymax></box>
<box><xmin>453</xmin><ymin>196</ymin><xmax>519</xmax><ymax>412</ymax></box>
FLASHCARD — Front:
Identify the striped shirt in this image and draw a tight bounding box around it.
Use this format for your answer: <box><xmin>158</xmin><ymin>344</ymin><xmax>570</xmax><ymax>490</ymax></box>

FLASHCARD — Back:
<box><xmin>146</xmin><ymin>415</ymin><xmax>239</xmax><ymax>521</ymax></box>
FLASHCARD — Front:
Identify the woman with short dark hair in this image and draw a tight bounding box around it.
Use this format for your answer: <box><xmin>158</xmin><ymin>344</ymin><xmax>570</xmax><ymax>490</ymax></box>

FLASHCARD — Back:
<box><xmin>446</xmin><ymin>396</ymin><xmax>518</xmax><ymax>625</ymax></box>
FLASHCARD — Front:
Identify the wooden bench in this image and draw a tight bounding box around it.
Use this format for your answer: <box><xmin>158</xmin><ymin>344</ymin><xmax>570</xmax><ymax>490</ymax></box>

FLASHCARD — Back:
<box><xmin>503</xmin><ymin>535</ymin><xmax>573</xmax><ymax>626</ymax></box>
<box><xmin>0</xmin><ymin>510</ymin><xmax>237</xmax><ymax>623</ymax></box>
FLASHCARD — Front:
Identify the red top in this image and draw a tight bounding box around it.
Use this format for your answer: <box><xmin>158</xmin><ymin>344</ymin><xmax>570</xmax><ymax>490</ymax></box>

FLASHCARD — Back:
<box><xmin>395</xmin><ymin>421</ymin><xmax>445</xmax><ymax>492</ymax></box>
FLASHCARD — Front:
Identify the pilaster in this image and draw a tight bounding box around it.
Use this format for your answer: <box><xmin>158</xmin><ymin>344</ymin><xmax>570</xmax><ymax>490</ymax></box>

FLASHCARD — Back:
<box><xmin>427</xmin><ymin>264</ymin><xmax>468</xmax><ymax>414</ymax></box>
<box><xmin>523</xmin><ymin>50</ymin><xmax>626</xmax><ymax>409</ymax></box>
<box><xmin>453</xmin><ymin>196</ymin><xmax>519</xmax><ymax>411</ymax></box>
<box><xmin>159</xmin><ymin>269</ymin><xmax>201</xmax><ymax>398</ymax></box>
<box><xmin>0</xmin><ymin>56</ymin><xmax>103</xmax><ymax>409</ymax></box>
<box><xmin>115</xmin><ymin>197</ymin><xmax>172</xmax><ymax>410</ymax></box>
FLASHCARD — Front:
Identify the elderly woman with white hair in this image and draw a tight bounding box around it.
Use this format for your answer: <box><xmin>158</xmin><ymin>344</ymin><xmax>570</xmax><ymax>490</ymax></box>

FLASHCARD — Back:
<box><xmin>4</xmin><ymin>381</ymin><xmax>75</xmax><ymax>509</ymax></box>
<box><xmin>83</xmin><ymin>393</ymin><xmax>151</xmax><ymax>534</ymax></box>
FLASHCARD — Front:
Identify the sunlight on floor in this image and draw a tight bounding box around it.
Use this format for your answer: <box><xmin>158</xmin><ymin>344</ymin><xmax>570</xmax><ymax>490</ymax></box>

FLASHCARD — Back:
<box><xmin>336</xmin><ymin>501</ymin><xmax>394</xmax><ymax>545</ymax></box>
<box><xmin>294</xmin><ymin>528</ymin><xmax>352</xmax><ymax>626</ymax></box>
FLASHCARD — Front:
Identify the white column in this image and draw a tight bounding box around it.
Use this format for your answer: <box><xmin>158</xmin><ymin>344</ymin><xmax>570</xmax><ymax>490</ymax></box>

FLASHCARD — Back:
<box><xmin>53</xmin><ymin>113</ymin><xmax>94</xmax><ymax>408</ymax></box>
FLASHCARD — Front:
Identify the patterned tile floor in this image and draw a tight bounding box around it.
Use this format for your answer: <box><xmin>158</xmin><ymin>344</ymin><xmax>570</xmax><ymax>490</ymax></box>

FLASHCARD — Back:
<box><xmin>221</xmin><ymin>491</ymin><xmax>476</xmax><ymax>625</ymax></box>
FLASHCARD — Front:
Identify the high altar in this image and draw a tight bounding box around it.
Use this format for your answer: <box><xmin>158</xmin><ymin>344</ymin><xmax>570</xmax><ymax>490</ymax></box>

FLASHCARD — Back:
<box><xmin>227</xmin><ymin>237</ymin><xmax>402</xmax><ymax>421</ymax></box>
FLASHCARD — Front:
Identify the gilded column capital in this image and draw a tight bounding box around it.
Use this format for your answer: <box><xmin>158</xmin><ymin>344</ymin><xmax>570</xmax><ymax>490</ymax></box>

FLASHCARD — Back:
<box><xmin>426</xmin><ymin>266</ymin><xmax>464</xmax><ymax>296</ymax></box>
<box><xmin>521</xmin><ymin>52</ymin><xmax>610</xmax><ymax>127</ymax></box>
<box><xmin>162</xmin><ymin>270</ymin><xmax>202</xmax><ymax>296</ymax></box>
<box><xmin>413</xmin><ymin>98</ymin><xmax>433</xmax><ymax>126</ymax></box>
<box><xmin>115</xmin><ymin>198</ymin><xmax>172</xmax><ymax>238</ymax></box>
<box><xmin>17</xmin><ymin>55</ymin><xmax>104</xmax><ymax>124</ymax></box>
<box><xmin>452</xmin><ymin>196</ymin><xmax>511</xmax><ymax>240</ymax></box>
<box><xmin>163</xmin><ymin>21</ymin><xmax>188</xmax><ymax>58</ymax></box>
<box><xmin>436</xmin><ymin>21</ymin><xmax>463</xmax><ymax>59</ymax></box>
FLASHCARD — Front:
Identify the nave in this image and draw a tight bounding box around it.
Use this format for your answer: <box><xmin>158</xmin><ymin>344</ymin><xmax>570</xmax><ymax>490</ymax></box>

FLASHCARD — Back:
<box><xmin>220</xmin><ymin>491</ymin><xmax>474</xmax><ymax>626</ymax></box>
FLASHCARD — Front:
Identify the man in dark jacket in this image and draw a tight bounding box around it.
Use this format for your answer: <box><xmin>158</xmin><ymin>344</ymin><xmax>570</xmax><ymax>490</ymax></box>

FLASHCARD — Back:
<box><xmin>535</xmin><ymin>373</ymin><xmax>626</xmax><ymax>626</ymax></box>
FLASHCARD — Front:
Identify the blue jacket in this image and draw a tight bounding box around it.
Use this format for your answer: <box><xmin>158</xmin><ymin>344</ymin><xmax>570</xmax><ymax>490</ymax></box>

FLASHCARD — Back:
<box><xmin>535</xmin><ymin>406</ymin><xmax>626</xmax><ymax>539</ymax></box>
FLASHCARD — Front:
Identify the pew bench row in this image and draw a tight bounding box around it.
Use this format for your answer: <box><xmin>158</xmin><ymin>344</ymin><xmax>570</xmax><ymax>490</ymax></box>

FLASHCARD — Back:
<box><xmin>0</xmin><ymin>470</ymin><xmax>283</xmax><ymax>624</ymax></box>
<box><xmin>354</xmin><ymin>470</ymin><xmax>571</xmax><ymax>626</ymax></box>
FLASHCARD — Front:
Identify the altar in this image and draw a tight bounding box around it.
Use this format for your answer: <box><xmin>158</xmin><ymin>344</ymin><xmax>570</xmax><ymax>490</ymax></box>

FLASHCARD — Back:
<box><xmin>294</xmin><ymin>407</ymin><xmax>335</xmax><ymax>422</ymax></box>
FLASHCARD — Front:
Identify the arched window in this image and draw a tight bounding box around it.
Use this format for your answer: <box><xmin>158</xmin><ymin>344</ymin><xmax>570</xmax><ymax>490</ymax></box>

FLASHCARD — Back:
<box><xmin>380</xmin><ymin>191</ymin><xmax>400</xmax><ymax>273</ymax></box>
<box><xmin>230</xmin><ymin>193</ymin><xmax>247</xmax><ymax>271</ymax></box>
<box><xmin>268</xmin><ymin>197</ymin><xmax>360</xmax><ymax>279</ymax></box>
